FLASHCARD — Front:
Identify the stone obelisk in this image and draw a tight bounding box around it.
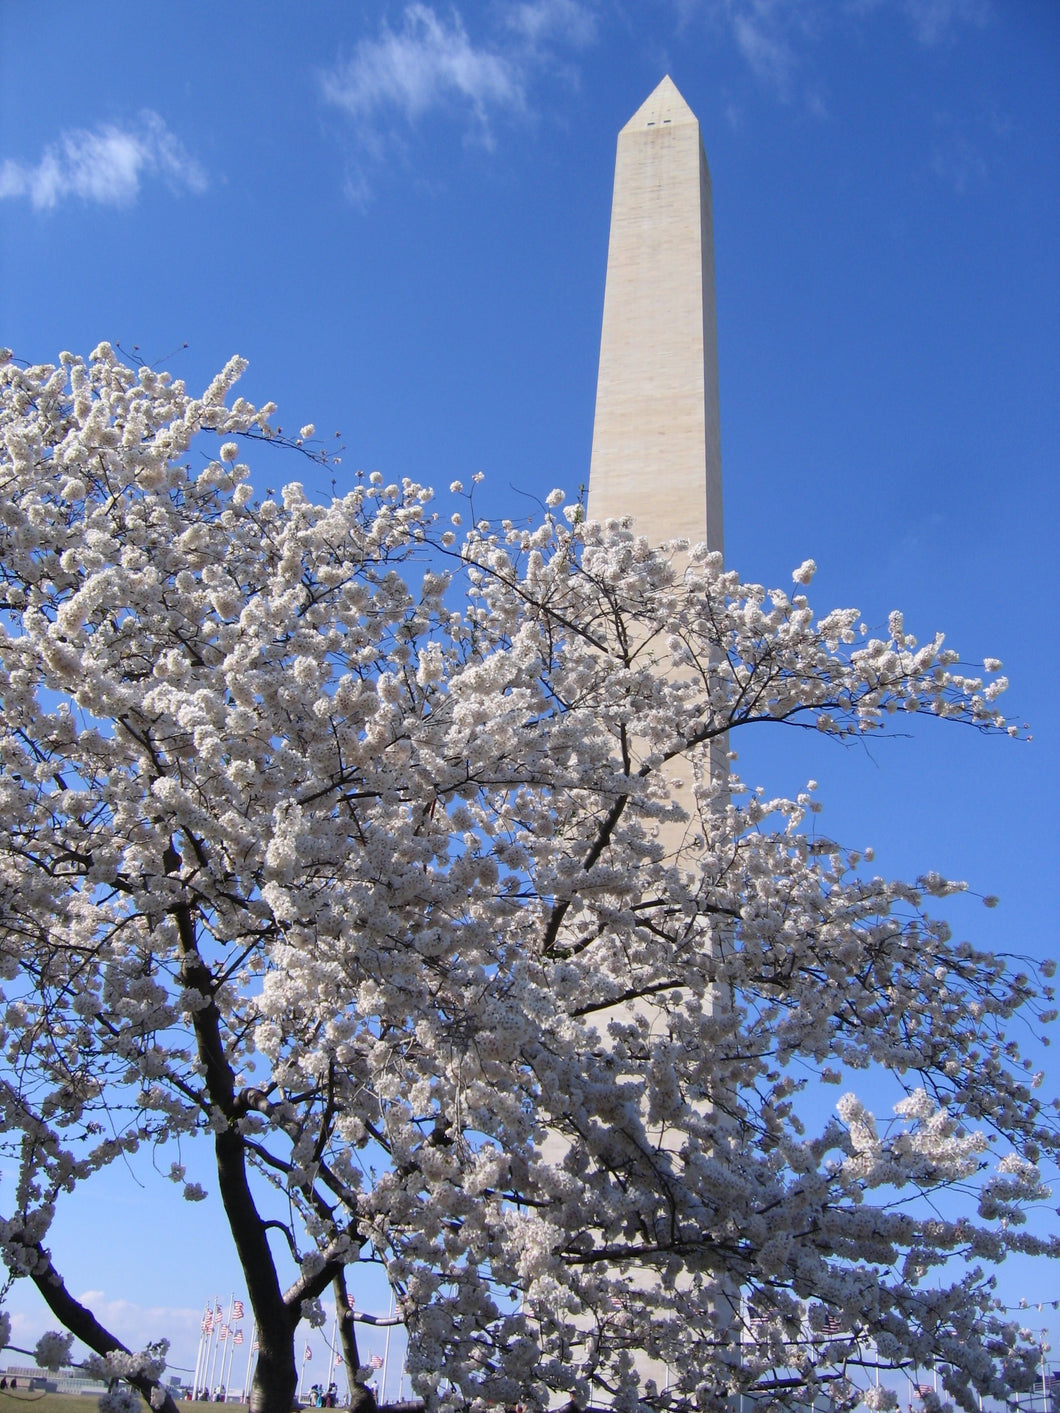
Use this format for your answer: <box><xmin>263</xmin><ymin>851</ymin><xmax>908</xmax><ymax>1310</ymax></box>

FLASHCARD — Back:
<box><xmin>588</xmin><ymin>75</ymin><xmax>722</xmax><ymax>554</ymax></box>
<box><xmin>586</xmin><ymin>83</ymin><xmax>737</xmax><ymax>1391</ymax></box>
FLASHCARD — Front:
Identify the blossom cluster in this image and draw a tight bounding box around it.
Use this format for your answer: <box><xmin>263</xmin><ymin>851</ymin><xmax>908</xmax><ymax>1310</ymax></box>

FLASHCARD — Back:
<box><xmin>0</xmin><ymin>348</ymin><xmax>1054</xmax><ymax>1413</ymax></box>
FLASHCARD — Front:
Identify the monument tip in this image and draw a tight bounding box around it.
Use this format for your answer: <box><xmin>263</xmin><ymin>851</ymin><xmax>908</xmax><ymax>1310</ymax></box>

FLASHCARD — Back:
<box><xmin>621</xmin><ymin>74</ymin><xmax>698</xmax><ymax>133</ymax></box>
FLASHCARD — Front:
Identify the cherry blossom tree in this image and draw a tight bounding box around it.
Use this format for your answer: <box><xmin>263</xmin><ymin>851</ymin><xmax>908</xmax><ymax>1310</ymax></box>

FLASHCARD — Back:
<box><xmin>0</xmin><ymin>345</ymin><xmax>1056</xmax><ymax>1413</ymax></box>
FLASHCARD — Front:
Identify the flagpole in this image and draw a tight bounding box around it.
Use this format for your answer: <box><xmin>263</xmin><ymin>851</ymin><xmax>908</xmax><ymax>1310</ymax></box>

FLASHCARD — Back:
<box><xmin>202</xmin><ymin>1302</ymin><xmax>214</xmax><ymax>1396</ymax></box>
<box><xmin>211</xmin><ymin>1300</ymin><xmax>227</xmax><ymax>1396</ymax></box>
<box><xmin>206</xmin><ymin>1298</ymin><xmax>223</xmax><ymax>1394</ymax></box>
<box><xmin>250</xmin><ymin>1342</ymin><xmax>259</xmax><ymax>1403</ymax></box>
<box><xmin>207</xmin><ymin>1321</ymin><xmax>223</xmax><ymax>1396</ymax></box>
<box><xmin>224</xmin><ymin>1293</ymin><xmax>235</xmax><ymax>1394</ymax></box>
<box><xmin>381</xmin><ymin>1286</ymin><xmax>395</xmax><ymax>1404</ymax></box>
<box><xmin>193</xmin><ymin>1305</ymin><xmax>208</xmax><ymax>1397</ymax></box>
<box><xmin>221</xmin><ymin>1321</ymin><xmax>232</xmax><ymax>1394</ymax></box>
<box><xmin>208</xmin><ymin>1293</ymin><xmax>229</xmax><ymax>1395</ymax></box>
<box><xmin>297</xmin><ymin>1342</ymin><xmax>310</xmax><ymax>1403</ymax></box>
<box><xmin>223</xmin><ymin>1320</ymin><xmax>237</xmax><ymax>1395</ymax></box>
<box><xmin>241</xmin><ymin>1324</ymin><xmax>257</xmax><ymax>1402</ymax></box>
<box><xmin>326</xmin><ymin>1303</ymin><xmax>338</xmax><ymax>1391</ymax></box>
<box><xmin>225</xmin><ymin>1301</ymin><xmax>245</xmax><ymax>1395</ymax></box>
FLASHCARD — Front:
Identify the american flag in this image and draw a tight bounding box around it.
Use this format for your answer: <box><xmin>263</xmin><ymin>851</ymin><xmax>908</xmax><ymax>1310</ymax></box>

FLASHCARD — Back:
<box><xmin>219</xmin><ymin>1324</ymin><xmax>230</xmax><ymax>1341</ymax></box>
<box><xmin>304</xmin><ymin>1345</ymin><xmax>312</xmax><ymax>1362</ymax></box>
<box><xmin>233</xmin><ymin>1330</ymin><xmax>244</xmax><ymax>1346</ymax></box>
<box><xmin>369</xmin><ymin>1354</ymin><xmax>383</xmax><ymax>1370</ymax></box>
<box><xmin>233</xmin><ymin>1300</ymin><xmax>245</xmax><ymax>1320</ymax></box>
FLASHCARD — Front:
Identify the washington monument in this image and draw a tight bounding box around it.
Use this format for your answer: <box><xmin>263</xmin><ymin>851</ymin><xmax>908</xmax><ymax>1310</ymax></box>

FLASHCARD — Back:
<box><xmin>588</xmin><ymin>75</ymin><xmax>723</xmax><ymax>555</ymax></box>
<box><xmin>583</xmin><ymin>80</ymin><xmax>735</xmax><ymax>1393</ymax></box>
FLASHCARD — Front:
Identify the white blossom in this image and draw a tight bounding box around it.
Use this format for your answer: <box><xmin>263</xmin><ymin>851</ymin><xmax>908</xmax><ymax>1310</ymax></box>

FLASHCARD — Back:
<box><xmin>0</xmin><ymin>347</ymin><xmax>1050</xmax><ymax>1413</ymax></box>
<box><xmin>98</xmin><ymin>1389</ymin><xmax>142</xmax><ymax>1413</ymax></box>
<box><xmin>792</xmin><ymin>557</ymin><xmax>817</xmax><ymax>584</ymax></box>
<box><xmin>34</xmin><ymin>1329</ymin><xmax>74</xmax><ymax>1369</ymax></box>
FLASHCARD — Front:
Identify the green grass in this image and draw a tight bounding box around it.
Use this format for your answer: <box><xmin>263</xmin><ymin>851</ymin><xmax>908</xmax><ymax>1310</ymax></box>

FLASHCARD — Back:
<box><xmin>0</xmin><ymin>1396</ymin><xmax>94</xmax><ymax>1412</ymax></box>
<box><xmin>0</xmin><ymin>1396</ymin><xmax>250</xmax><ymax>1412</ymax></box>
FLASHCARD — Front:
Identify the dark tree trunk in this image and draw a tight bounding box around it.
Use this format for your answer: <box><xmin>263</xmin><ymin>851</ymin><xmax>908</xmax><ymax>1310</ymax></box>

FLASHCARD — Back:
<box><xmin>333</xmin><ymin>1269</ymin><xmax>377</xmax><ymax>1413</ymax></box>
<box><xmin>248</xmin><ymin>1341</ymin><xmax>299</xmax><ymax>1413</ymax></box>
<box><xmin>28</xmin><ymin>1248</ymin><xmax>180</xmax><ymax>1413</ymax></box>
<box><xmin>176</xmin><ymin>903</ymin><xmax>300</xmax><ymax>1413</ymax></box>
<box><xmin>348</xmin><ymin>1386</ymin><xmax>379</xmax><ymax>1413</ymax></box>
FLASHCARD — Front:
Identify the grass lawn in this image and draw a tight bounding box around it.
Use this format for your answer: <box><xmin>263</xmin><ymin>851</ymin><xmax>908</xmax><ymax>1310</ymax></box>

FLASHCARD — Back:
<box><xmin>0</xmin><ymin>1397</ymin><xmax>252</xmax><ymax>1412</ymax></box>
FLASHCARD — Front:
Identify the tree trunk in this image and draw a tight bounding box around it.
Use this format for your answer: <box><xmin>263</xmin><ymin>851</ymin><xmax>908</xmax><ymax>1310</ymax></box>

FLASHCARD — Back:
<box><xmin>28</xmin><ymin>1249</ymin><xmax>180</xmax><ymax>1413</ymax></box>
<box><xmin>176</xmin><ymin>905</ymin><xmax>300</xmax><ymax>1412</ymax></box>
<box><xmin>248</xmin><ymin>1341</ymin><xmax>299</xmax><ymax>1413</ymax></box>
<box><xmin>333</xmin><ymin>1269</ymin><xmax>377</xmax><ymax>1413</ymax></box>
<box><xmin>348</xmin><ymin>1386</ymin><xmax>378</xmax><ymax>1413</ymax></box>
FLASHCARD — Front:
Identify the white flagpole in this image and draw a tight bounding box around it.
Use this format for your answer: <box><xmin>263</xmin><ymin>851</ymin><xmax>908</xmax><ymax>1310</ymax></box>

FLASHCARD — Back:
<box><xmin>381</xmin><ymin>1287</ymin><xmax>395</xmax><ymax>1404</ymax></box>
<box><xmin>206</xmin><ymin>1300</ymin><xmax>223</xmax><ymax>1394</ymax></box>
<box><xmin>297</xmin><ymin>1343</ymin><xmax>310</xmax><ymax>1402</ymax></box>
<box><xmin>326</xmin><ymin>1303</ymin><xmax>338</xmax><ymax>1391</ymax></box>
<box><xmin>206</xmin><ymin>1324</ymin><xmax>221</xmax><ymax>1396</ymax></box>
<box><xmin>220</xmin><ymin>1325</ymin><xmax>232</xmax><ymax>1394</ymax></box>
<box><xmin>201</xmin><ymin>1306</ymin><xmax>213</xmax><ymax>1396</ymax></box>
<box><xmin>241</xmin><ymin>1325</ymin><xmax>257</xmax><ymax>1402</ymax></box>
<box><xmin>192</xmin><ymin>1306</ymin><xmax>208</xmax><ymax>1397</ymax></box>
<box><xmin>223</xmin><ymin>1322</ymin><xmax>238</xmax><ymax>1394</ymax></box>
<box><xmin>224</xmin><ymin>1302</ymin><xmax>244</xmax><ymax>1395</ymax></box>
<box><xmin>192</xmin><ymin>1313</ymin><xmax>200</xmax><ymax>1398</ymax></box>
<box><xmin>208</xmin><ymin>1294</ymin><xmax>230</xmax><ymax>1395</ymax></box>
<box><xmin>223</xmin><ymin>1293</ymin><xmax>235</xmax><ymax>1393</ymax></box>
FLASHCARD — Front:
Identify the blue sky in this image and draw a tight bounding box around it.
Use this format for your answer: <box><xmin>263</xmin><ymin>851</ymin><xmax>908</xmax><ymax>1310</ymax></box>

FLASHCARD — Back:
<box><xmin>1</xmin><ymin>0</ymin><xmax>1058</xmax><ymax>1390</ymax></box>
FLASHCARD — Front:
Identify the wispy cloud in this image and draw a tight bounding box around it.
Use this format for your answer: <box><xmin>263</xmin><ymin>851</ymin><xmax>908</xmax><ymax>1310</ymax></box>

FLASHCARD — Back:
<box><xmin>6</xmin><ymin>1287</ymin><xmax>201</xmax><ymax>1363</ymax></box>
<box><xmin>75</xmin><ymin>1289</ymin><xmax>202</xmax><ymax>1354</ymax></box>
<box><xmin>889</xmin><ymin>0</ymin><xmax>990</xmax><ymax>46</ymax></box>
<box><xmin>929</xmin><ymin>109</ymin><xmax>993</xmax><ymax>193</ymax></box>
<box><xmin>504</xmin><ymin>0</ymin><xmax>599</xmax><ymax>47</ymax></box>
<box><xmin>320</xmin><ymin>1</ymin><xmax>596</xmax><ymax>190</ymax></box>
<box><xmin>697</xmin><ymin>0</ymin><xmax>991</xmax><ymax>98</ymax></box>
<box><xmin>728</xmin><ymin>1</ymin><xmax>804</xmax><ymax>90</ymax></box>
<box><xmin>0</xmin><ymin>111</ymin><xmax>207</xmax><ymax>211</ymax></box>
<box><xmin>690</xmin><ymin>0</ymin><xmax>825</xmax><ymax>99</ymax></box>
<box><xmin>322</xmin><ymin>5</ymin><xmax>523</xmax><ymax>142</ymax></box>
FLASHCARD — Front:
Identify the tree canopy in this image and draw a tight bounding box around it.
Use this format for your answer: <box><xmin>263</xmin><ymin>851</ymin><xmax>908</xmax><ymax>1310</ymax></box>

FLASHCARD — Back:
<box><xmin>0</xmin><ymin>346</ymin><xmax>1055</xmax><ymax>1413</ymax></box>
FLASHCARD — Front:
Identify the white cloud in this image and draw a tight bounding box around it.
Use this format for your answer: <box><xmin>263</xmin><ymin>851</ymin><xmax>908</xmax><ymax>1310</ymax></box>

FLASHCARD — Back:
<box><xmin>0</xmin><ymin>111</ymin><xmax>207</xmax><ymax>211</ymax></box>
<box><xmin>694</xmin><ymin>0</ymin><xmax>991</xmax><ymax>97</ymax></box>
<box><xmin>929</xmin><ymin>111</ymin><xmax>991</xmax><ymax>192</ymax></box>
<box><xmin>884</xmin><ymin>0</ymin><xmax>991</xmax><ymax>46</ymax></box>
<box><xmin>693</xmin><ymin>0</ymin><xmax>823</xmax><ymax>99</ymax></box>
<box><xmin>837</xmin><ymin>0</ymin><xmax>994</xmax><ymax>40</ymax></box>
<box><xmin>504</xmin><ymin>0</ymin><xmax>599</xmax><ymax>47</ymax></box>
<box><xmin>320</xmin><ymin>1</ymin><xmax>597</xmax><ymax>177</ymax></box>
<box><xmin>729</xmin><ymin>1</ymin><xmax>801</xmax><ymax>89</ymax></box>
<box><xmin>3</xmin><ymin>1288</ymin><xmax>201</xmax><ymax>1371</ymax></box>
<box><xmin>75</xmin><ymin>1290</ymin><xmax>203</xmax><ymax>1362</ymax></box>
<box><xmin>322</xmin><ymin>5</ymin><xmax>525</xmax><ymax>145</ymax></box>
